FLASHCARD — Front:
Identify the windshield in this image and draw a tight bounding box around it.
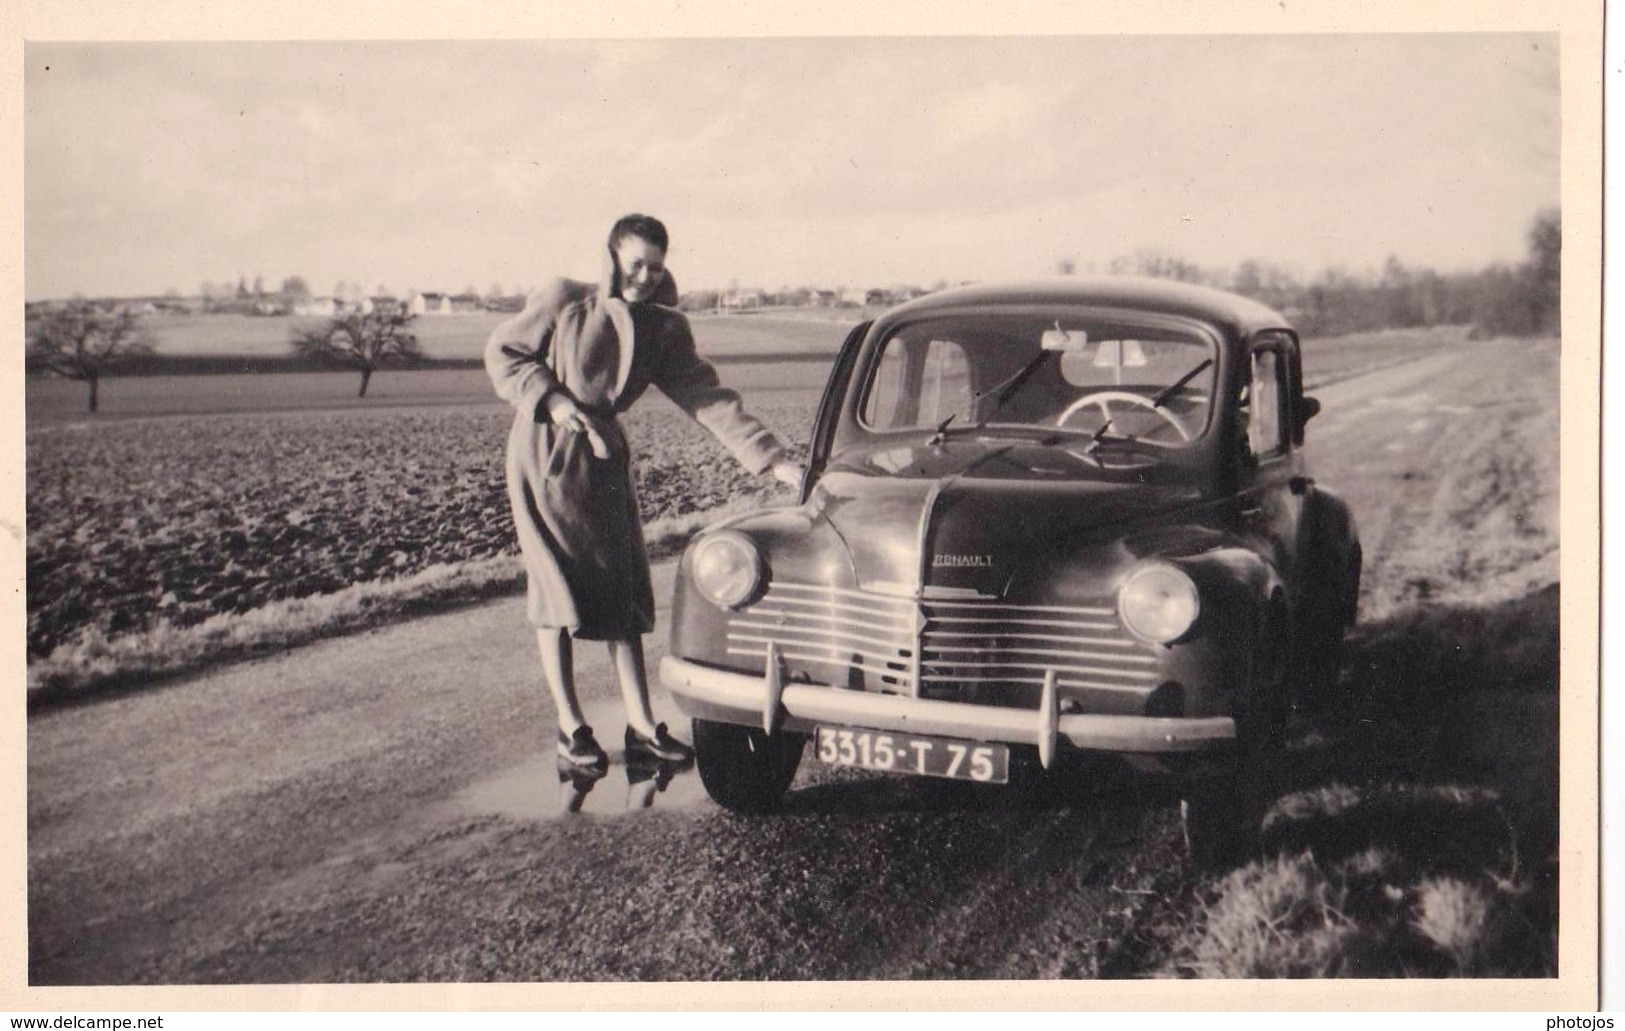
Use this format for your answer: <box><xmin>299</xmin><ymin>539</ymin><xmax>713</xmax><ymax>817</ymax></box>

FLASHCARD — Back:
<box><xmin>858</xmin><ymin>311</ymin><xmax>1218</xmax><ymax>448</ymax></box>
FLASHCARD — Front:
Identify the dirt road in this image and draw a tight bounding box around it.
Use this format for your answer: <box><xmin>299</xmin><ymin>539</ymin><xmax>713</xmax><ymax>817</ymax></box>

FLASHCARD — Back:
<box><xmin>26</xmin><ymin>335</ymin><xmax>1558</xmax><ymax>983</ymax></box>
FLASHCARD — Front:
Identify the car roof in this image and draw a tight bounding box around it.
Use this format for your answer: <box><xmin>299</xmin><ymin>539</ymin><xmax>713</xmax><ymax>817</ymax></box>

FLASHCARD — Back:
<box><xmin>876</xmin><ymin>276</ymin><xmax>1292</xmax><ymax>339</ymax></box>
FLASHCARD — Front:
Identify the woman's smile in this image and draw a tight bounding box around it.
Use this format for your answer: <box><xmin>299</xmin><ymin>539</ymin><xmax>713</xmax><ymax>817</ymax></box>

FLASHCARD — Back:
<box><xmin>615</xmin><ymin>237</ymin><xmax>667</xmax><ymax>303</ymax></box>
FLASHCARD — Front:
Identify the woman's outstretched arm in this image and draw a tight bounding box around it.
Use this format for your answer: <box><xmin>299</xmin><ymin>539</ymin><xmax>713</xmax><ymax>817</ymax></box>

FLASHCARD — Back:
<box><xmin>654</xmin><ymin>317</ymin><xmax>791</xmax><ymax>476</ymax></box>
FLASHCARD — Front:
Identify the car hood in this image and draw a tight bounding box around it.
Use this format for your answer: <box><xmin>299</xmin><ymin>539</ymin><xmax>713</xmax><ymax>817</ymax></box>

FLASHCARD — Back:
<box><xmin>810</xmin><ymin>440</ymin><xmax>1207</xmax><ymax>595</ymax></box>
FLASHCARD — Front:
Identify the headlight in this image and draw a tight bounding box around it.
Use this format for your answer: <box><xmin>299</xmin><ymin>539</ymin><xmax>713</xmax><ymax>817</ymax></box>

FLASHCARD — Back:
<box><xmin>690</xmin><ymin>532</ymin><xmax>764</xmax><ymax>609</ymax></box>
<box><xmin>1117</xmin><ymin>563</ymin><xmax>1200</xmax><ymax>643</ymax></box>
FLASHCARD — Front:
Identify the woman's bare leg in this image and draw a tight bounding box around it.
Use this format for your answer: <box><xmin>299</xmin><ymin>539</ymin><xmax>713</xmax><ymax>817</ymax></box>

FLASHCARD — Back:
<box><xmin>536</xmin><ymin>627</ymin><xmax>588</xmax><ymax>735</ymax></box>
<box><xmin>606</xmin><ymin>636</ymin><xmax>660</xmax><ymax>738</ymax></box>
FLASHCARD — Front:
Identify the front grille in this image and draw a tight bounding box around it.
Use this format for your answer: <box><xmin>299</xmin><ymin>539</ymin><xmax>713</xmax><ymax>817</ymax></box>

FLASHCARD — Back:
<box><xmin>725</xmin><ymin>580</ymin><xmax>1160</xmax><ymax>702</ymax></box>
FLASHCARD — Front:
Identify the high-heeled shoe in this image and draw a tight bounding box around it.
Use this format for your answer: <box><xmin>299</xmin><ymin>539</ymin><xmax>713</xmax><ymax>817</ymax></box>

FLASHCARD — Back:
<box><xmin>557</xmin><ymin>725</ymin><xmax>609</xmax><ymax>769</ymax></box>
<box><xmin>624</xmin><ymin>722</ymin><xmax>694</xmax><ymax>764</ymax></box>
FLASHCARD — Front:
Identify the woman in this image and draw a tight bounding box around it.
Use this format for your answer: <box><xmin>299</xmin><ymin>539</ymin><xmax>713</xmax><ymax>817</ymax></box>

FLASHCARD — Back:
<box><xmin>485</xmin><ymin>214</ymin><xmax>802</xmax><ymax>769</ymax></box>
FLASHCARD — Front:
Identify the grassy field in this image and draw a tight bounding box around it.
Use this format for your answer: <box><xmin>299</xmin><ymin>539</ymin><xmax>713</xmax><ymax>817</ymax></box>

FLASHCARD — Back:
<box><xmin>120</xmin><ymin>309</ymin><xmax>856</xmax><ymax>362</ymax></box>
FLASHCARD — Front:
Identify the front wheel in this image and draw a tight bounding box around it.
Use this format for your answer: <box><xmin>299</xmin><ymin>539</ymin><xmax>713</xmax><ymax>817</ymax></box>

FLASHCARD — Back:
<box><xmin>692</xmin><ymin>719</ymin><xmax>805</xmax><ymax>813</ymax></box>
<box><xmin>1182</xmin><ymin>614</ymin><xmax>1289</xmax><ymax>868</ymax></box>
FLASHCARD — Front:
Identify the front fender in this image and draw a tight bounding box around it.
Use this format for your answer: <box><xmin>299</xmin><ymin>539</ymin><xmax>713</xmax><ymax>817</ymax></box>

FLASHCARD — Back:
<box><xmin>1301</xmin><ymin>485</ymin><xmax>1362</xmax><ymax>626</ymax></box>
<box><xmin>1026</xmin><ymin>539</ymin><xmax>1283</xmax><ymax>719</ymax></box>
<box><xmin>669</xmin><ymin>505</ymin><xmax>850</xmax><ymax>672</ymax></box>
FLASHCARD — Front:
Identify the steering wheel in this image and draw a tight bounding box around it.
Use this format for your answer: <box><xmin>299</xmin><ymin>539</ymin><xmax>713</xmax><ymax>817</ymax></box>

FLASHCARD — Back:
<box><xmin>1055</xmin><ymin>390</ymin><xmax>1193</xmax><ymax>442</ymax></box>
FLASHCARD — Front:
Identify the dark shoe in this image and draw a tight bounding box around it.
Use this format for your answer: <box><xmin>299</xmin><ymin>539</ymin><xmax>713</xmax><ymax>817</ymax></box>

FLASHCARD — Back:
<box><xmin>557</xmin><ymin>725</ymin><xmax>609</xmax><ymax>769</ymax></box>
<box><xmin>624</xmin><ymin>722</ymin><xmax>695</xmax><ymax>764</ymax></box>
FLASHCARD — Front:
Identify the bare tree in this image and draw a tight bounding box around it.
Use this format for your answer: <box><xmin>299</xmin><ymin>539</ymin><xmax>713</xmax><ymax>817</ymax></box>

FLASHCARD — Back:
<box><xmin>26</xmin><ymin>304</ymin><xmax>155</xmax><ymax>413</ymax></box>
<box><xmin>280</xmin><ymin>275</ymin><xmax>313</xmax><ymax>302</ymax></box>
<box><xmin>290</xmin><ymin>309</ymin><xmax>423</xmax><ymax>397</ymax></box>
<box><xmin>1110</xmin><ymin>249</ymin><xmax>1209</xmax><ymax>284</ymax></box>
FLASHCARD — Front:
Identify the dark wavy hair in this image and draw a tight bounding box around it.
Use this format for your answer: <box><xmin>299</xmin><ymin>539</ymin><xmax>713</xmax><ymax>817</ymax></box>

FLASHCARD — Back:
<box><xmin>608</xmin><ymin>213</ymin><xmax>669</xmax><ymax>253</ymax></box>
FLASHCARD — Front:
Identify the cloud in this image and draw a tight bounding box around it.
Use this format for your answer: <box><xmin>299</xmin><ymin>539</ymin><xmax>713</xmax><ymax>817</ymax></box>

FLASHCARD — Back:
<box><xmin>932</xmin><ymin>79</ymin><xmax>1043</xmax><ymax>144</ymax></box>
<box><xmin>23</xmin><ymin>36</ymin><xmax>1560</xmax><ymax>299</ymax></box>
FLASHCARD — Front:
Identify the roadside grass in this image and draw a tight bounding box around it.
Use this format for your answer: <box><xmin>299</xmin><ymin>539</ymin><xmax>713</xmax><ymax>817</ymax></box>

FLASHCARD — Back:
<box><xmin>1142</xmin><ymin>585</ymin><xmax>1558</xmax><ymax>977</ymax></box>
<box><xmin>25</xmin><ymin>503</ymin><xmax>755</xmax><ymax>710</ymax></box>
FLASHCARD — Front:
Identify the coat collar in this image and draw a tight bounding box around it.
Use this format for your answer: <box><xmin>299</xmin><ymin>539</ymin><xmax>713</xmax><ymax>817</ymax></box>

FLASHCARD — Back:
<box><xmin>597</xmin><ymin>247</ymin><xmax>680</xmax><ymax>400</ymax></box>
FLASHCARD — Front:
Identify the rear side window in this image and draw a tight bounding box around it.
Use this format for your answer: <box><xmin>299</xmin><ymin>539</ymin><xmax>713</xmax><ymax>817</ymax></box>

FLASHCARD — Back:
<box><xmin>1246</xmin><ymin>347</ymin><xmax>1288</xmax><ymax>457</ymax></box>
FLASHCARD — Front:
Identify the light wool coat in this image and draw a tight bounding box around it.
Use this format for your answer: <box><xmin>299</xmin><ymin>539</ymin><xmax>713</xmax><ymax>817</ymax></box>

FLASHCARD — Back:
<box><xmin>485</xmin><ymin>266</ymin><xmax>785</xmax><ymax>639</ymax></box>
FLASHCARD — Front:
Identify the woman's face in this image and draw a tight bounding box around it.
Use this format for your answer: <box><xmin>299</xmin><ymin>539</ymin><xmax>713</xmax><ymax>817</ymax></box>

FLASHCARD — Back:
<box><xmin>613</xmin><ymin>235</ymin><xmax>667</xmax><ymax>303</ymax></box>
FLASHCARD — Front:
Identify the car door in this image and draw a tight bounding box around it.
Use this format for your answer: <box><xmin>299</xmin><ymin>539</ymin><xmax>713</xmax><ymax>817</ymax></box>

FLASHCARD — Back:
<box><xmin>1236</xmin><ymin>331</ymin><xmax>1310</xmax><ymax>597</ymax></box>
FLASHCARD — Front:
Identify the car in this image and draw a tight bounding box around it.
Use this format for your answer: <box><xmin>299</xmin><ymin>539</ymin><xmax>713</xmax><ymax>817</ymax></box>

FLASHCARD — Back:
<box><xmin>659</xmin><ymin>276</ymin><xmax>1361</xmax><ymax>848</ymax></box>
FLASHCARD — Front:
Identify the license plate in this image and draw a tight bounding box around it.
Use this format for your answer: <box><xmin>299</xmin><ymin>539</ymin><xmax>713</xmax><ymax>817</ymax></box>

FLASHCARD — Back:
<box><xmin>813</xmin><ymin>725</ymin><xmax>1009</xmax><ymax>784</ymax></box>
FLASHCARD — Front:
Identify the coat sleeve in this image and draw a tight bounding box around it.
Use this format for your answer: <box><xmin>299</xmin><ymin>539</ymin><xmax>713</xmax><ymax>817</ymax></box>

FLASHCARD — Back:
<box><xmin>654</xmin><ymin>317</ymin><xmax>787</xmax><ymax>475</ymax></box>
<box><xmin>484</xmin><ymin>279</ymin><xmax>586</xmax><ymax>420</ymax></box>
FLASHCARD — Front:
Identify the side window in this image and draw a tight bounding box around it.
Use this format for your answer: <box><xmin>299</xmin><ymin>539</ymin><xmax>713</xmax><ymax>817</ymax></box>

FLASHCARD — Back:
<box><xmin>1247</xmin><ymin>348</ymin><xmax>1287</xmax><ymax>457</ymax></box>
<box><xmin>863</xmin><ymin>338</ymin><xmax>972</xmax><ymax>430</ymax></box>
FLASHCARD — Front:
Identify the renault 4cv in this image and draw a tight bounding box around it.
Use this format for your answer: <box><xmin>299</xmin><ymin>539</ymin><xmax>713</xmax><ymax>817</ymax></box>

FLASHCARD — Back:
<box><xmin>659</xmin><ymin>277</ymin><xmax>1361</xmax><ymax>847</ymax></box>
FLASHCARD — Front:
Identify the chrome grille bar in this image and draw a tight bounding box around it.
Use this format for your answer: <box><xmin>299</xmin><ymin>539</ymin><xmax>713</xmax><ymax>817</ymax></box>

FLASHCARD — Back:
<box><xmin>926</xmin><ymin>614</ymin><xmax>1119</xmax><ymax>631</ymax></box>
<box><xmin>923</xmin><ymin>642</ymin><xmax>1155</xmax><ymax>664</ymax></box>
<box><xmin>924</xmin><ymin>599</ymin><xmax>1116</xmax><ymax>617</ymax></box>
<box><xmin>729</xmin><ymin>621</ymin><xmax>914</xmax><ymax>654</ymax></box>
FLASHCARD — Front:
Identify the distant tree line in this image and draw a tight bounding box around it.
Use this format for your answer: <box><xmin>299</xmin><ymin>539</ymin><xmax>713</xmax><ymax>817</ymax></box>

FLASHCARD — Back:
<box><xmin>1077</xmin><ymin>208</ymin><xmax>1560</xmax><ymax>339</ymax></box>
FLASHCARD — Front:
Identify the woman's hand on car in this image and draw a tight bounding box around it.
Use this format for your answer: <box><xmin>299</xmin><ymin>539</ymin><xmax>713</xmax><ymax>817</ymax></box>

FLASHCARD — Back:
<box><xmin>545</xmin><ymin>392</ymin><xmax>612</xmax><ymax>459</ymax></box>
<box><xmin>770</xmin><ymin>461</ymin><xmax>805</xmax><ymax>488</ymax></box>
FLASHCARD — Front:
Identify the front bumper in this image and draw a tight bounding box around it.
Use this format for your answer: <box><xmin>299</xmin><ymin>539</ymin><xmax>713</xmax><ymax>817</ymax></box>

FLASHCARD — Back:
<box><xmin>660</xmin><ymin>653</ymin><xmax>1236</xmax><ymax>766</ymax></box>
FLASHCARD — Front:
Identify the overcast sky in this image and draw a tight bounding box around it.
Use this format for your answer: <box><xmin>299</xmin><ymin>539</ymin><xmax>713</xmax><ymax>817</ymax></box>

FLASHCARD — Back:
<box><xmin>24</xmin><ymin>35</ymin><xmax>1558</xmax><ymax>300</ymax></box>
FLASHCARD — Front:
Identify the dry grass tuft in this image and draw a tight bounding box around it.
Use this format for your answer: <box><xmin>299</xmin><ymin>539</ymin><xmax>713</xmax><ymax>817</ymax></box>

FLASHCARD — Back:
<box><xmin>1412</xmin><ymin>876</ymin><xmax>1496</xmax><ymax>973</ymax></box>
<box><xmin>1162</xmin><ymin>782</ymin><xmax>1554</xmax><ymax>978</ymax></box>
<box><xmin>1181</xmin><ymin>852</ymin><xmax>1361</xmax><ymax>978</ymax></box>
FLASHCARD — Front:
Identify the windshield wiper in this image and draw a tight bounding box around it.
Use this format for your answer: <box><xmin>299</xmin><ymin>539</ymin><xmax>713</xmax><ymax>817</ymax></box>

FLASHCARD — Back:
<box><xmin>926</xmin><ymin>412</ymin><xmax>958</xmax><ymax>446</ymax></box>
<box><xmin>1150</xmin><ymin>358</ymin><xmax>1214</xmax><ymax>409</ymax></box>
<box><xmin>923</xmin><ymin>349</ymin><xmax>1055</xmax><ymax>443</ymax></box>
<box><xmin>973</xmin><ymin>350</ymin><xmax>1056</xmax><ymax>427</ymax></box>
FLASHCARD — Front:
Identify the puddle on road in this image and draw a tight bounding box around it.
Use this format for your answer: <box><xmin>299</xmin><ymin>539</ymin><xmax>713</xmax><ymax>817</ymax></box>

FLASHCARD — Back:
<box><xmin>453</xmin><ymin>752</ymin><xmax>711</xmax><ymax>822</ymax></box>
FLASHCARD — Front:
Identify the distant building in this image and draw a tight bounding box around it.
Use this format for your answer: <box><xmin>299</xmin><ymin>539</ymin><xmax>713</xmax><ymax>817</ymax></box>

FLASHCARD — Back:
<box><xmin>294</xmin><ymin>297</ymin><xmax>338</xmax><ymax>318</ymax></box>
<box><xmin>449</xmin><ymin>293</ymin><xmax>484</xmax><ymax>314</ymax></box>
<box><xmin>415</xmin><ymin>291</ymin><xmax>453</xmax><ymax>315</ymax></box>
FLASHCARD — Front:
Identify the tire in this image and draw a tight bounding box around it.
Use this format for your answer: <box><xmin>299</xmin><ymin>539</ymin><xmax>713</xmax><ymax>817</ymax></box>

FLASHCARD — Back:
<box><xmin>692</xmin><ymin>719</ymin><xmax>805</xmax><ymax>814</ymax></box>
<box><xmin>1183</xmin><ymin>610</ymin><xmax>1289</xmax><ymax>869</ymax></box>
<box><xmin>1293</xmin><ymin>613</ymin><xmax>1346</xmax><ymax>713</ymax></box>
<box><xmin>1293</xmin><ymin>550</ymin><xmax>1359</xmax><ymax>713</ymax></box>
